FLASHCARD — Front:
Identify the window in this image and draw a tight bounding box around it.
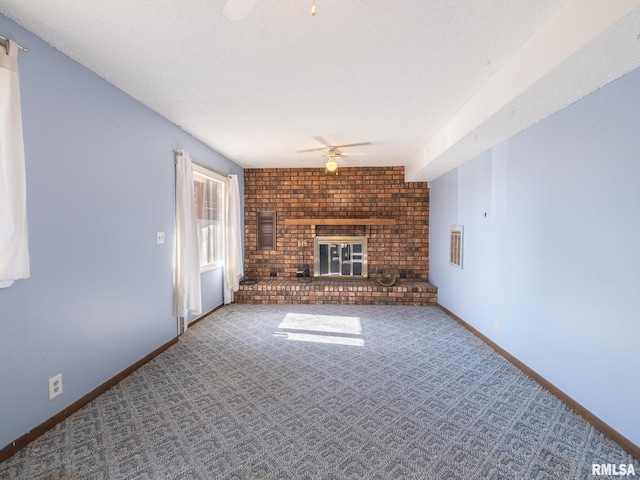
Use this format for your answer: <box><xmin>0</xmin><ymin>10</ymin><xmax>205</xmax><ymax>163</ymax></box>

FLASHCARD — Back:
<box><xmin>257</xmin><ymin>211</ymin><xmax>276</xmax><ymax>250</ymax></box>
<box><xmin>450</xmin><ymin>226</ymin><xmax>463</xmax><ymax>268</ymax></box>
<box><xmin>192</xmin><ymin>165</ymin><xmax>226</xmax><ymax>271</ymax></box>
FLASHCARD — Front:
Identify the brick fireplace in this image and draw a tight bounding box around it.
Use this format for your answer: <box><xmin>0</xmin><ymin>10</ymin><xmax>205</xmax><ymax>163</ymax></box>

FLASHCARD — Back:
<box><xmin>237</xmin><ymin>166</ymin><xmax>436</xmax><ymax>305</ymax></box>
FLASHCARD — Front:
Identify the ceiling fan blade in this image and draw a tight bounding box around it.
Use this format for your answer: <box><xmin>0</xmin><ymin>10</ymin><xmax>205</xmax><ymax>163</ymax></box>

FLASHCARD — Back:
<box><xmin>339</xmin><ymin>152</ymin><xmax>368</xmax><ymax>157</ymax></box>
<box><xmin>334</xmin><ymin>142</ymin><xmax>371</xmax><ymax>149</ymax></box>
<box><xmin>297</xmin><ymin>147</ymin><xmax>328</xmax><ymax>153</ymax></box>
<box><xmin>299</xmin><ymin>139</ymin><xmax>371</xmax><ymax>154</ymax></box>
<box><xmin>223</xmin><ymin>0</ymin><xmax>258</xmax><ymax>21</ymax></box>
<box><xmin>312</xmin><ymin>136</ymin><xmax>332</xmax><ymax>147</ymax></box>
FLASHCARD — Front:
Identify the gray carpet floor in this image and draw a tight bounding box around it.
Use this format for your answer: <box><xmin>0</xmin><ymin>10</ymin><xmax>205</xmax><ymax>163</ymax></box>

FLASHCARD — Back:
<box><xmin>0</xmin><ymin>304</ymin><xmax>636</xmax><ymax>479</ymax></box>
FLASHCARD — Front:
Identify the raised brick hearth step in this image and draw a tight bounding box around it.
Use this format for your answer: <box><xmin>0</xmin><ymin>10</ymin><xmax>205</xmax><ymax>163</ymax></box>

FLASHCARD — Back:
<box><xmin>235</xmin><ymin>278</ymin><xmax>437</xmax><ymax>306</ymax></box>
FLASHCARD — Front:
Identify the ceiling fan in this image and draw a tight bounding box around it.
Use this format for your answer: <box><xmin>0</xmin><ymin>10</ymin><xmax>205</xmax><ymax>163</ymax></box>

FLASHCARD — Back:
<box><xmin>298</xmin><ymin>137</ymin><xmax>370</xmax><ymax>173</ymax></box>
<box><xmin>223</xmin><ymin>0</ymin><xmax>397</xmax><ymax>21</ymax></box>
<box><xmin>223</xmin><ymin>0</ymin><xmax>317</xmax><ymax>20</ymax></box>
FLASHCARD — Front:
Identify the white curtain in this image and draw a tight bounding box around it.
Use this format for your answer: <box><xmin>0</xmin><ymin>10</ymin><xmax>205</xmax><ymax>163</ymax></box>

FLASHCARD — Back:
<box><xmin>174</xmin><ymin>150</ymin><xmax>202</xmax><ymax>330</ymax></box>
<box><xmin>0</xmin><ymin>39</ymin><xmax>30</xmax><ymax>289</ymax></box>
<box><xmin>224</xmin><ymin>174</ymin><xmax>243</xmax><ymax>304</ymax></box>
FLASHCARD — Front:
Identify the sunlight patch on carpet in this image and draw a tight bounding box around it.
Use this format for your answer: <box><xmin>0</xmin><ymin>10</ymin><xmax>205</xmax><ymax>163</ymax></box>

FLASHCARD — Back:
<box><xmin>282</xmin><ymin>332</ymin><xmax>365</xmax><ymax>346</ymax></box>
<box><xmin>275</xmin><ymin>313</ymin><xmax>364</xmax><ymax>346</ymax></box>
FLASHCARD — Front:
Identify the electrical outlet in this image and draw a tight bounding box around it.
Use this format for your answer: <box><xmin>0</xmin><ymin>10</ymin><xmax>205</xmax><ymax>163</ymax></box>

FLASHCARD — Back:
<box><xmin>156</xmin><ymin>232</ymin><xmax>165</xmax><ymax>244</ymax></box>
<box><xmin>494</xmin><ymin>322</ymin><xmax>500</xmax><ymax>334</ymax></box>
<box><xmin>49</xmin><ymin>374</ymin><xmax>63</xmax><ymax>400</ymax></box>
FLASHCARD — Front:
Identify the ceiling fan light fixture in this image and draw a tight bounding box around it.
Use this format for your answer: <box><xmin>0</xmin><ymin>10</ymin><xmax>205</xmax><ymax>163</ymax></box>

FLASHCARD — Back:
<box><xmin>325</xmin><ymin>158</ymin><xmax>338</xmax><ymax>172</ymax></box>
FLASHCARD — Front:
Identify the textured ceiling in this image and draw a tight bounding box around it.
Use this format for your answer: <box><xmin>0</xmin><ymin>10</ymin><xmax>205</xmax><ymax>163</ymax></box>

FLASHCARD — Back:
<box><xmin>2</xmin><ymin>0</ymin><xmax>640</xmax><ymax>180</ymax></box>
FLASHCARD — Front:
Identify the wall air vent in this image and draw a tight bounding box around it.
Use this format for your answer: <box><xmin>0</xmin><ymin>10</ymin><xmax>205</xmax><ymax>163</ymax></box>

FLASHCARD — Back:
<box><xmin>257</xmin><ymin>211</ymin><xmax>276</xmax><ymax>250</ymax></box>
<box><xmin>450</xmin><ymin>226</ymin><xmax>463</xmax><ymax>268</ymax></box>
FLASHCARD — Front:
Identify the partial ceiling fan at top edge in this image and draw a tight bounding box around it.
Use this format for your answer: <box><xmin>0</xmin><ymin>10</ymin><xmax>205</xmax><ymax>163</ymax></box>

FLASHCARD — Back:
<box><xmin>223</xmin><ymin>0</ymin><xmax>258</xmax><ymax>21</ymax></box>
<box><xmin>223</xmin><ymin>0</ymin><xmax>312</xmax><ymax>20</ymax></box>
<box><xmin>223</xmin><ymin>0</ymin><xmax>401</xmax><ymax>21</ymax></box>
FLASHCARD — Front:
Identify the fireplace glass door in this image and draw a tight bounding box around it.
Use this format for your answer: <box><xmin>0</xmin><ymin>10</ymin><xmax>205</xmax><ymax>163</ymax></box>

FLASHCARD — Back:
<box><xmin>314</xmin><ymin>236</ymin><xmax>367</xmax><ymax>278</ymax></box>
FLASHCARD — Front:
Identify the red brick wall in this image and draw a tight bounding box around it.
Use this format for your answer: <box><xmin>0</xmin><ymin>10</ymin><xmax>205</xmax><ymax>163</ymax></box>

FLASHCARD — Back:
<box><xmin>243</xmin><ymin>166</ymin><xmax>429</xmax><ymax>280</ymax></box>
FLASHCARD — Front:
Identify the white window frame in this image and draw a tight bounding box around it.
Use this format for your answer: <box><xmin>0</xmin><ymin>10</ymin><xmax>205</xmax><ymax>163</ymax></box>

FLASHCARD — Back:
<box><xmin>192</xmin><ymin>163</ymin><xmax>227</xmax><ymax>273</ymax></box>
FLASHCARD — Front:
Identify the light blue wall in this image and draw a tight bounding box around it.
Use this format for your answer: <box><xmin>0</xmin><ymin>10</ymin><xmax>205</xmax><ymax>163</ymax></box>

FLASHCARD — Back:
<box><xmin>0</xmin><ymin>14</ymin><xmax>243</xmax><ymax>449</ymax></box>
<box><xmin>430</xmin><ymin>67</ymin><xmax>640</xmax><ymax>446</ymax></box>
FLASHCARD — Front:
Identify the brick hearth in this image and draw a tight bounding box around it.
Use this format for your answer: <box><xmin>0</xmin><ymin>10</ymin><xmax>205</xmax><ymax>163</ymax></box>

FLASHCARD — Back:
<box><xmin>235</xmin><ymin>278</ymin><xmax>437</xmax><ymax>306</ymax></box>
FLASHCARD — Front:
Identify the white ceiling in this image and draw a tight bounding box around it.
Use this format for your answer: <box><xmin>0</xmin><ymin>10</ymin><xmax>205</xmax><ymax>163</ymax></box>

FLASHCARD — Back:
<box><xmin>2</xmin><ymin>0</ymin><xmax>640</xmax><ymax>181</ymax></box>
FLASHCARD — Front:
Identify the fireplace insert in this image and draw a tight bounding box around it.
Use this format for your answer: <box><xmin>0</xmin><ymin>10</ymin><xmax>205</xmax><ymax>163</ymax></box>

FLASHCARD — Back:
<box><xmin>313</xmin><ymin>236</ymin><xmax>368</xmax><ymax>278</ymax></box>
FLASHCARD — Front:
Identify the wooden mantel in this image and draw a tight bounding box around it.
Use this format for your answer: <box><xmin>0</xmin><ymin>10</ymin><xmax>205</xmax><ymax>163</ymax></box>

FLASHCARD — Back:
<box><xmin>284</xmin><ymin>217</ymin><xmax>397</xmax><ymax>226</ymax></box>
